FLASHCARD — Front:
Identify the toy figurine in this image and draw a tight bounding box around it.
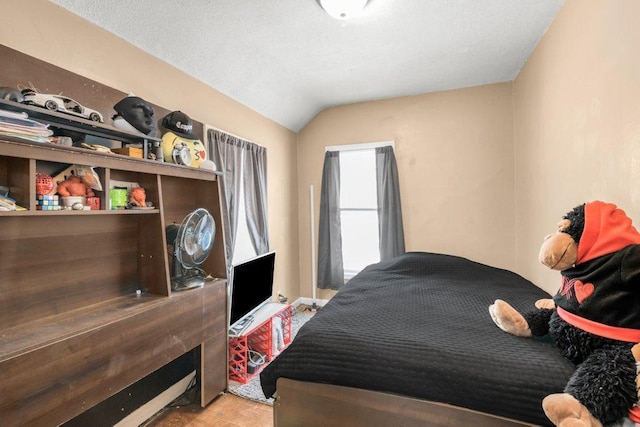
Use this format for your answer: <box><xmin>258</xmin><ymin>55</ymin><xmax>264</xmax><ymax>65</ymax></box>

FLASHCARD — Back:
<box><xmin>57</xmin><ymin>175</ymin><xmax>95</xmax><ymax>197</ymax></box>
<box><xmin>129</xmin><ymin>187</ymin><xmax>146</xmax><ymax>208</ymax></box>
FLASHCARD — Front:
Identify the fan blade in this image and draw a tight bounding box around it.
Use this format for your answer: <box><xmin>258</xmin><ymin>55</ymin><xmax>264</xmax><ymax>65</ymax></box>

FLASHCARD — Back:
<box><xmin>183</xmin><ymin>226</ymin><xmax>197</xmax><ymax>255</ymax></box>
<box><xmin>195</xmin><ymin>216</ymin><xmax>213</xmax><ymax>251</ymax></box>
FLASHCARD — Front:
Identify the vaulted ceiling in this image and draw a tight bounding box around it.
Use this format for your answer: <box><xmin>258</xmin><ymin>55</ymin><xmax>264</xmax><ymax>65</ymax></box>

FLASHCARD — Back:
<box><xmin>51</xmin><ymin>0</ymin><xmax>564</xmax><ymax>132</ymax></box>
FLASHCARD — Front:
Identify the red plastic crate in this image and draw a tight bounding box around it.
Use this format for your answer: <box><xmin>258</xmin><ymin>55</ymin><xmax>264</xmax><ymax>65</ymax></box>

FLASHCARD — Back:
<box><xmin>228</xmin><ymin>336</ymin><xmax>250</xmax><ymax>383</ymax></box>
<box><xmin>277</xmin><ymin>307</ymin><xmax>293</xmax><ymax>348</ymax></box>
<box><xmin>248</xmin><ymin>322</ymin><xmax>272</xmax><ymax>358</ymax></box>
<box><xmin>228</xmin><ymin>304</ymin><xmax>292</xmax><ymax>384</ymax></box>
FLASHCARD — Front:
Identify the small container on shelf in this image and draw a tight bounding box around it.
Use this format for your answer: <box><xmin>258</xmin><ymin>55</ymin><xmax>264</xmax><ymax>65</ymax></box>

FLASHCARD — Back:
<box><xmin>35</xmin><ymin>173</ymin><xmax>55</xmax><ymax>196</ymax></box>
<box><xmin>86</xmin><ymin>196</ymin><xmax>100</xmax><ymax>210</ymax></box>
<box><xmin>60</xmin><ymin>196</ymin><xmax>90</xmax><ymax>210</ymax></box>
<box><xmin>112</xmin><ymin>147</ymin><xmax>143</xmax><ymax>158</ymax></box>
<box><xmin>109</xmin><ymin>188</ymin><xmax>127</xmax><ymax>209</ymax></box>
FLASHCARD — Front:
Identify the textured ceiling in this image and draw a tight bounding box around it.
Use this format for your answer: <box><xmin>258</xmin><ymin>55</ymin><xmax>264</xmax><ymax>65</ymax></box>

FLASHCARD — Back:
<box><xmin>50</xmin><ymin>0</ymin><xmax>563</xmax><ymax>132</ymax></box>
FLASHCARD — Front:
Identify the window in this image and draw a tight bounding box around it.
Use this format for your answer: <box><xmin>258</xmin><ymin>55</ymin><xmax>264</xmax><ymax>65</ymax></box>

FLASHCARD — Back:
<box><xmin>317</xmin><ymin>141</ymin><xmax>403</xmax><ymax>290</ymax></box>
<box><xmin>232</xmin><ymin>182</ymin><xmax>257</xmax><ymax>264</ymax></box>
<box><xmin>339</xmin><ymin>149</ymin><xmax>380</xmax><ymax>278</ymax></box>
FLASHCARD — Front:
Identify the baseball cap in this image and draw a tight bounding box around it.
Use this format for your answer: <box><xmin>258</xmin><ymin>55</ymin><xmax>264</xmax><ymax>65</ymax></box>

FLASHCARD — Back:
<box><xmin>161</xmin><ymin>111</ymin><xmax>197</xmax><ymax>139</ymax></box>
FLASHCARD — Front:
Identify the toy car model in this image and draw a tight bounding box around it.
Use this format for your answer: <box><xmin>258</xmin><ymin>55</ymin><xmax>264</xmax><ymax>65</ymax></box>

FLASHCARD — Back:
<box><xmin>21</xmin><ymin>89</ymin><xmax>104</xmax><ymax>122</ymax></box>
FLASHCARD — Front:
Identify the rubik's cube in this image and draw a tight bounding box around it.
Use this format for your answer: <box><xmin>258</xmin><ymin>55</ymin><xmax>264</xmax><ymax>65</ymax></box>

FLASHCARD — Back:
<box><xmin>36</xmin><ymin>194</ymin><xmax>60</xmax><ymax>211</ymax></box>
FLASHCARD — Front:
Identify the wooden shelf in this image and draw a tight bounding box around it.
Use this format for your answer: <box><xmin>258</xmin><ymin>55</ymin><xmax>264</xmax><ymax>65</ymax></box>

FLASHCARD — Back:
<box><xmin>0</xmin><ymin>98</ymin><xmax>161</xmax><ymax>145</ymax></box>
<box><xmin>0</xmin><ymin>292</ymin><xmax>166</xmax><ymax>362</ymax></box>
<box><xmin>0</xmin><ymin>208</ymin><xmax>160</xmax><ymax>216</ymax></box>
<box><xmin>0</xmin><ymin>137</ymin><xmax>220</xmax><ymax>180</ymax></box>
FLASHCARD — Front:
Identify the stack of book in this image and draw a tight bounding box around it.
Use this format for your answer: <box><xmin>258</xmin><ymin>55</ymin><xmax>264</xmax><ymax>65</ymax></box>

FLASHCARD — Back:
<box><xmin>0</xmin><ymin>109</ymin><xmax>52</xmax><ymax>142</ymax></box>
<box><xmin>0</xmin><ymin>194</ymin><xmax>26</xmax><ymax>211</ymax></box>
<box><xmin>0</xmin><ymin>185</ymin><xmax>25</xmax><ymax>211</ymax></box>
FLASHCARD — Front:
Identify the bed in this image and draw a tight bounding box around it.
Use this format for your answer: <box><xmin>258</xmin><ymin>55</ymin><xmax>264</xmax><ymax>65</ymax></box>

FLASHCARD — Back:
<box><xmin>260</xmin><ymin>252</ymin><xmax>574</xmax><ymax>426</ymax></box>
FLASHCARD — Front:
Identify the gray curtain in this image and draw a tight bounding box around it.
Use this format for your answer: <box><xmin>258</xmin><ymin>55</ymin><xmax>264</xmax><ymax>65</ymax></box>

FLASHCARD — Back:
<box><xmin>208</xmin><ymin>129</ymin><xmax>269</xmax><ymax>274</ymax></box>
<box><xmin>209</xmin><ymin>130</ymin><xmax>242</xmax><ymax>274</ymax></box>
<box><xmin>243</xmin><ymin>142</ymin><xmax>269</xmax><ymax>254</ymax></box>
<box><xmin>376</xmin><ymin>146</ymin><xmax>405</xmax><ymax>260</ymax></box>
<box><xmin>317</xmin><ymin>151</ymin><xmax>343</xmax><ymax>289</ymax></box>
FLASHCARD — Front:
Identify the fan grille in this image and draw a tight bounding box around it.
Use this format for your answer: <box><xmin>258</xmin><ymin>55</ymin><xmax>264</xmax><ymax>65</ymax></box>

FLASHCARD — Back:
<box><xmin>175</xmin><ymin>208</ymin><xmax>215</xmax><ymax>268</ymax></box>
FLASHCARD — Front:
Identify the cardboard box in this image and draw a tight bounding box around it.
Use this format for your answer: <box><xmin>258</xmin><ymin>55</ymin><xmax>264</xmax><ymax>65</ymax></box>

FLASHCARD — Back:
<box><xmin>113</xmin><ymin>147</ymin><xmax>144</xmax><ymax>158</ymax></box>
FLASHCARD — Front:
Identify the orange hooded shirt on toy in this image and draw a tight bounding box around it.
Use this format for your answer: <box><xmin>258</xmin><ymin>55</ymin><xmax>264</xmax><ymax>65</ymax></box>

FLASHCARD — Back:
<box><xmin>554</xmin><ymin>201</ymin><xmax>640</xmax><ymax>341</ymax></box>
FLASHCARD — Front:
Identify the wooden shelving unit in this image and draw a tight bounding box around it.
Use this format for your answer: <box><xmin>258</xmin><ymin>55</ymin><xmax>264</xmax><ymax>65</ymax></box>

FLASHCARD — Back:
<box><xmin>0</xmin><ymin>137</ymin><xmax>228</xmax><ymax>426</ymax></box>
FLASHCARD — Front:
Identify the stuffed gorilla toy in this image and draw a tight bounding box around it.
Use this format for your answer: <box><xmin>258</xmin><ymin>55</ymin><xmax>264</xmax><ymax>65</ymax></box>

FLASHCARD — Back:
<box><xmin>489</xmin><ymin>201</ymin><xmax>640</xmax><ymax>426</ymax></box>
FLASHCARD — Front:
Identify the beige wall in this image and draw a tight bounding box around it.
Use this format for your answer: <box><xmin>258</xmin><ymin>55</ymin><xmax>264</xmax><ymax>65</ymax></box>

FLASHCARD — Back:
<box><xmin>7</xmin><ymin>1</ymin><xmax>637</xmax><ymax>302</ymax></box>
<box><xmin>513</xmin><ymin>0</ymin><xmax>640</xmax><ymax>294</ymax></box>
<box><xmin>1</xmin><ymin>0</ymin><xmax>300</xmax><ymax>300</ymax></box>
<box><xmin>300</xmin><ymin>0</ymin><xmax>640</xmax><ymax>300</ymax></box>
<box><xmin>297</xmin><ymin>84</ymin><xmax>515</xmax><ymax>300</ymax></box>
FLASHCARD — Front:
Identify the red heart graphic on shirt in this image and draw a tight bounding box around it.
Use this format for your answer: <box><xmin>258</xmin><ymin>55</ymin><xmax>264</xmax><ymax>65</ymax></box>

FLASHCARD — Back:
<box><xmin>574</xmin><ymin>280</ymin><xmax>594</xmax><ymax>303</ymax></box>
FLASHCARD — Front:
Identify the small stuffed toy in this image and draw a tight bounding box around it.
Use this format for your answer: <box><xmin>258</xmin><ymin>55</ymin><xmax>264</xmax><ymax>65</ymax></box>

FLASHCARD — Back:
<box><xmin>57</xmin><ymin>175</ymin><xmax>95</xmax><ymax>197</ymax></box>
<box><xmin>489</xmin><ymin>201</ymin><xmax>640</xmax><ymax>426</ymax></box>
<box><xmin>129</xmin><ymin>187</ymin><xmax>146</xmax><ymax>208</ymax></box>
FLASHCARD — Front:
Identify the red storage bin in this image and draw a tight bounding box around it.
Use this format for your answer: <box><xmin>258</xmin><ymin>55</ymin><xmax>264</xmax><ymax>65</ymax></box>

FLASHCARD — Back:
<box><xmin>228</xmin><ymin>304</ymin><xmax>292</xmax><ymax>384</ymax></box>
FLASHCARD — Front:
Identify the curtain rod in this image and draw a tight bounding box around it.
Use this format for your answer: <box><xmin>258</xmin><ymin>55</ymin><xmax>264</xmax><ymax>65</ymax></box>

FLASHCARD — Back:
<box><xmin>205</xmin><ymin>124</ymin><xmax>257</xmax><ymax>145</ymax></box>
<box><xmin>325</xmin><ymin>141</ymin><xmax>394</xmax><ymax>152</ymax></box>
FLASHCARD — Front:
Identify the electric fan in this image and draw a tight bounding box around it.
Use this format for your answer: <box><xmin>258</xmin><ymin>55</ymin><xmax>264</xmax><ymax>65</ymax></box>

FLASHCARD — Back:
<box><xmin>166</xmin><ymin>208</ymin><xmax>215</xmax><ymax>291</ymax></box>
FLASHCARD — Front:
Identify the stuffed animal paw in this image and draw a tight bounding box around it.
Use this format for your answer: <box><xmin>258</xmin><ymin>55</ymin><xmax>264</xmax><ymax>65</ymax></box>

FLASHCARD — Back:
<box><xmin>488</xmin><ymin>299</ymin><xmax>532</xmax><ymax>337</ymax></box>
<box><xmin>543</xmin><ymin>393</ymin><xmax>602</xmax><ymax>427</ymax></box>
<box><xmin>535</xmin><ymin>298</ymin><xmax>555</xmax><ymax>310</ymax></box>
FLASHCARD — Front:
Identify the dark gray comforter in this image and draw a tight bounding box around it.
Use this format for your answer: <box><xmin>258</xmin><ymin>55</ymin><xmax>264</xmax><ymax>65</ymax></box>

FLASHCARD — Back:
<box><xmin>261</xmin><ymin>252</ymin><xmax>573</xmax><ymax>425</ymax></box>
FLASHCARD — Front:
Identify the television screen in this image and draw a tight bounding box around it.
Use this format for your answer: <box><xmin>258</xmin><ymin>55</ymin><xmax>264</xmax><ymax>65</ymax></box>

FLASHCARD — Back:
<box><xmin>229</xmin><ymin>251</ymin><xmax>276</xmax><ymax>329</ymax></box>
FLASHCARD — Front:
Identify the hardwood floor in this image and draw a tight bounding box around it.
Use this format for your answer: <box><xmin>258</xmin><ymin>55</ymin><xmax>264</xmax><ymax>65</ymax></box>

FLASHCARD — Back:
<box><xmin>144</xmin><ymin>393</ymin><xmax>273</xmax><ymax>427</ymax></box>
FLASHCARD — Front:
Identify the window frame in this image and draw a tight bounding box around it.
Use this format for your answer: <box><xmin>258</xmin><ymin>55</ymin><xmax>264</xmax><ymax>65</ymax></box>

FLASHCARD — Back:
<box><xmin>325</xmin><ymin>141</ymin><xmax>394</xmax><ymax>280</ymax></box>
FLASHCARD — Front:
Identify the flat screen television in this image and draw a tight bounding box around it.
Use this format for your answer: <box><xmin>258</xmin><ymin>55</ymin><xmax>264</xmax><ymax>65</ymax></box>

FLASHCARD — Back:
<box><xmin>228</xmin><ymin>251</ymin><xmax>276</xmax><ymax>332</ymax></box>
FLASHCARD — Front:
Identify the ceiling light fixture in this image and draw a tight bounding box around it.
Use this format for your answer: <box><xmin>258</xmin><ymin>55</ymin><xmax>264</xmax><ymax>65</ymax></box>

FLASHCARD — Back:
<box><xmin>319</xmin><ymin>0</ymin><xmax>368</xmax><ymax>20</ymax></box>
